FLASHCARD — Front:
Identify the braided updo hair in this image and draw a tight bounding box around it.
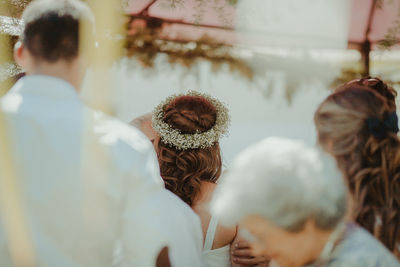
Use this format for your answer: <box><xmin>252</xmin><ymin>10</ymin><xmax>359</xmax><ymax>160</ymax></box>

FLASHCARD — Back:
<box><xmin>156</xmin><ymin>95</ymin><xmax>222</xmax><ymax>206</ymax></box>
<box><xmin>314</xmin><ymin>78</ymin><xmax>400</xmax><ymax>258</ymax></box>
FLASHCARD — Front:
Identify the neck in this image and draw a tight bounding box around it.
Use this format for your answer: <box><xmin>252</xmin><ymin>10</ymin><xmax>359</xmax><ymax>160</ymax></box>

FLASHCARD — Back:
<box><xmin>27</xmin><ymin>59</ymin><xmax>81</xmax><ymax>91</ymax></box>
<box><xmin>192</xmin><ymin>181</ymin><xmax>216</xmax><ymax>206</ymax></box>
<box><xmin>308</xmin><ymin>229</ymin><xmax>333</xmax><ymax>262</ymax></box>
<box><xmin>301</xmin><ymin>221</ymin><xmax>336</xmax><ymax>265</ymax></box>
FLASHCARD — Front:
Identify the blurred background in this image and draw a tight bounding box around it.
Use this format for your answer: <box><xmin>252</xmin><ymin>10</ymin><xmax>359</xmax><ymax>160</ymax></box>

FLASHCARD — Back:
<box><xmin>1</xmin><ymin>0</ymin><xmax>400</xmax><ymax>164</ymax></box>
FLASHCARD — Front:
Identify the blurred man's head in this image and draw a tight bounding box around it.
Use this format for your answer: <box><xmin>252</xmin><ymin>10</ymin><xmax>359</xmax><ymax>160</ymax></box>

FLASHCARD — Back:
<box><xmin>14</xmin><ymin>0</ymin><xmax>93</xmax><ymax>90</ymax></box>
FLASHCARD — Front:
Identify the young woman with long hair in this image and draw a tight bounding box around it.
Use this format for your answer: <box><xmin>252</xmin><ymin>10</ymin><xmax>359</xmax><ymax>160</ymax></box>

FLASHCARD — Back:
<box><xmin>314</xmin><ymin>78</ymin><xmax>400</xmax><ymax>259</ymax></box>
<box><xmin>151</xmin><ymin>91</ymin><xmax>236</xmax><ymax>267</ymax></box>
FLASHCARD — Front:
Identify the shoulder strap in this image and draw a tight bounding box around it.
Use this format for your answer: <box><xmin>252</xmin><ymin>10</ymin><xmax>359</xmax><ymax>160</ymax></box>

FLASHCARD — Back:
<box><xmin>204</xmin><ymin>216</ymin><xmax>219</xmax><ymax>250</ymax></box>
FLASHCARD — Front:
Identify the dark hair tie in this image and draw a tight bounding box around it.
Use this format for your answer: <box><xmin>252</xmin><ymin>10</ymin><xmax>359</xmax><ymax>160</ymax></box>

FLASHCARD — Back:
<box><xmin>367</xmin><ymin>112</ymin><xmax>399</xmax><ymax>139</ymax></box>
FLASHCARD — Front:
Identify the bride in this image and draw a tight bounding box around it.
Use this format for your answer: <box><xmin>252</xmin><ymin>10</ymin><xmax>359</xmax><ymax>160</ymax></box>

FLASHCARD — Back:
<box><xmin>150</xmin><ymin>91</ymin><xmax>236</xmax><ymax>267</ymax></box>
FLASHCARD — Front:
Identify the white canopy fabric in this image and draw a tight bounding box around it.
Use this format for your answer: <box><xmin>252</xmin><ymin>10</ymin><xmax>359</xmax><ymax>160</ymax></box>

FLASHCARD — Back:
<box><xmin>236</xmin><ymin>0</ymin><xmax>351</xmax><ymax>50</ymax></box>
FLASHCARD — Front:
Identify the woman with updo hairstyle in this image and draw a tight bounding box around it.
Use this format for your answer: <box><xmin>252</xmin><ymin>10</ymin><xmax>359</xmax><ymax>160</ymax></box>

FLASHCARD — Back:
<box><xmin>151</xmin><ymin>91</ymin><xmax>237</xmax><ymax>267</ymax></box>
<box><xmin>314</xmin><ymin>77</ymin><xmax>400</xmax><ymax>259</ymax></box>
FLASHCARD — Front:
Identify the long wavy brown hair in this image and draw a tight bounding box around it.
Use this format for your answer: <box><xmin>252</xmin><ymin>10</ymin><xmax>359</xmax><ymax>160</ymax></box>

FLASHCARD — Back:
<box><xmin>314</xmin><ymin>79</ymin><xmax>400</xmax><ymax>258</ymax></box>
<box><xmin>156</xmin><ymin>95</ymin><xmax>222</xmax><ymax>206</ymax></box>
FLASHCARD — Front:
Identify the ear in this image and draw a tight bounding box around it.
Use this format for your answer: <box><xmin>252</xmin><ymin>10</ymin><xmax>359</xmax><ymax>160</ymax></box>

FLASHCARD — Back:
<box><xmin>14</xmin><ymin>41</ymin><xmax>27</xmax><ymax>68</ymax></box>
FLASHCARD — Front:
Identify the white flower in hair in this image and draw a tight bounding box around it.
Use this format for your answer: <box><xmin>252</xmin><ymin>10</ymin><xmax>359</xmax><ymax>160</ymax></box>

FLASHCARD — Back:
<box><xmin>152</xmin><ymin>91</ymin><xmax>230</xmax><ymax>150</ymax></box>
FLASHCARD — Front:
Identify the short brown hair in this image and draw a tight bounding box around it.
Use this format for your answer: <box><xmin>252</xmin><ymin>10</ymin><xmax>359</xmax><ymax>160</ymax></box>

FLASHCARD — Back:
<box><xmin>21</xmin><ymin>0</ymin><xmax>92</xmax><ymax>62</ymax></box>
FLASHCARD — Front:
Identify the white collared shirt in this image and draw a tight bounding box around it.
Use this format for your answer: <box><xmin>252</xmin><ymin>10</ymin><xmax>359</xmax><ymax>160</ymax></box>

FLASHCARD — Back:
<box><xmin>0</xmin><ymin>75</ymin><xmax>203</xmax><ymax>267</ymax></box>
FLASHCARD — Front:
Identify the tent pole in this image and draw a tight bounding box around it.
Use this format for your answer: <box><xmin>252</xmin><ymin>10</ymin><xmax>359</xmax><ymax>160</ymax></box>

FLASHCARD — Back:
<box><xmin>0</xmin><ymin>7</ymin><xmax>37</xmax><ymax>266</ymax></box>
<box><xmin>361</xmin><ymin>40</ymin><xmax>371</xmax><ymax>76</ymax></box>
<box><xmin>361</xmin><ymin>0</ymin><xmax>378</xmax><ymax>77</ymax></box>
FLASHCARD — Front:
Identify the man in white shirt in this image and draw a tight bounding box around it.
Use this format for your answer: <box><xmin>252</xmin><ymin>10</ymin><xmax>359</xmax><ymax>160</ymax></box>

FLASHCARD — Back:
<box><xmin>0</xmin><ymin>0</ymin><xmax>203</xmax><ymax>266</ymax></box>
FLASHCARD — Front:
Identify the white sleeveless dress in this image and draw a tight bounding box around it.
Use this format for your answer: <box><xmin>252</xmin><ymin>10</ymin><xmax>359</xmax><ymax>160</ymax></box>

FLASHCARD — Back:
<box><xmin>202</xmin><ymin>216</ymin><xmax>231</xmax><ymax>267</ymax></box>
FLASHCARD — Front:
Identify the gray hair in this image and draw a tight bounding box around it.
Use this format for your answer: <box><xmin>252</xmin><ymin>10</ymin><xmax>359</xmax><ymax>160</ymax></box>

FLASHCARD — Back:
<box><xmin>211</xmin><ymin>137</ymin><xmax>347</xmax><ymax>232</ymax></box>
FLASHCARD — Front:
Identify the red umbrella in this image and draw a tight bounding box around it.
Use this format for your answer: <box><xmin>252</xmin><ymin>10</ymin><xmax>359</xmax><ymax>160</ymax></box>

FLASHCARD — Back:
<box><xmin>2</xmin><ymin>0</ymin><xmax>399</xmax><ymax>77</ymax></box>
<box><xmin>349</xmin><ymin>0</ymin><xmax>400</xmax><ymax>75</ymax></box>
<box><xmin>126</xmin><ymin>0</ymin><xmax>236</xmax><ymax>44</ymax></box>
<box><xmin>126</xmin><ymin>0</ymin><xmax>400</xmax><ymax>75</ymax></box>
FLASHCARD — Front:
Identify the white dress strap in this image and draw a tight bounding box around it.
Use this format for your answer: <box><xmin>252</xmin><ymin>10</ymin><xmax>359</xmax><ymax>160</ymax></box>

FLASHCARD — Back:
<box><xmin>204</xmin><ymin>216</ymin><xmax>219</xmax><ymax>251</ymax></box>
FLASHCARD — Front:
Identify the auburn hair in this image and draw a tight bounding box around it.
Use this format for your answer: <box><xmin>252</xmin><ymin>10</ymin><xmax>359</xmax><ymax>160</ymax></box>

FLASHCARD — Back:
<box><xmin>156</xmin><ymin>96</ymin><xmax>222</xmax><ymax>206</ymax></box>
<box><xmin>314</xmin><ymin>80</ymin><xmax>400</xmax><ymax>258</ymax></box>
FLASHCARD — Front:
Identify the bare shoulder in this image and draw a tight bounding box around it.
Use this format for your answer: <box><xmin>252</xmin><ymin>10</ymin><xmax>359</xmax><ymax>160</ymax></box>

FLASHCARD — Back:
<box><xmin>193</xmin><ymin>182</ymin><xmax>237</xmax><ymax>249</ymax></box>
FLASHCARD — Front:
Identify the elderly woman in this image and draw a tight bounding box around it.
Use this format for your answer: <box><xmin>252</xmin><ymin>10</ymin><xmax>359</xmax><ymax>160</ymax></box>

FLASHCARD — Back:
<box><xmin>211</xmin><ymin>137</ymin><xmax>399</xmax><ymax>267</ymax></box>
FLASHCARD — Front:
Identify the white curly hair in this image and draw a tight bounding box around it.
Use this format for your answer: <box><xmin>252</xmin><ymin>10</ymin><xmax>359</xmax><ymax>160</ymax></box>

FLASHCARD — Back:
<box><xmin>211</xmin><ymin>137</ymin><xmax>348</xmax><ymax>232</ymax></box>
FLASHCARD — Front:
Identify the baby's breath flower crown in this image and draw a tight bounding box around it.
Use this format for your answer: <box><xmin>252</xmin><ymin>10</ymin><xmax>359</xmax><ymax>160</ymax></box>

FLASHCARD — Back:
<box><xmin>152</xmin><ymin>91</ymin><xmax>230</xmax><ymax>150</ymax></box>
